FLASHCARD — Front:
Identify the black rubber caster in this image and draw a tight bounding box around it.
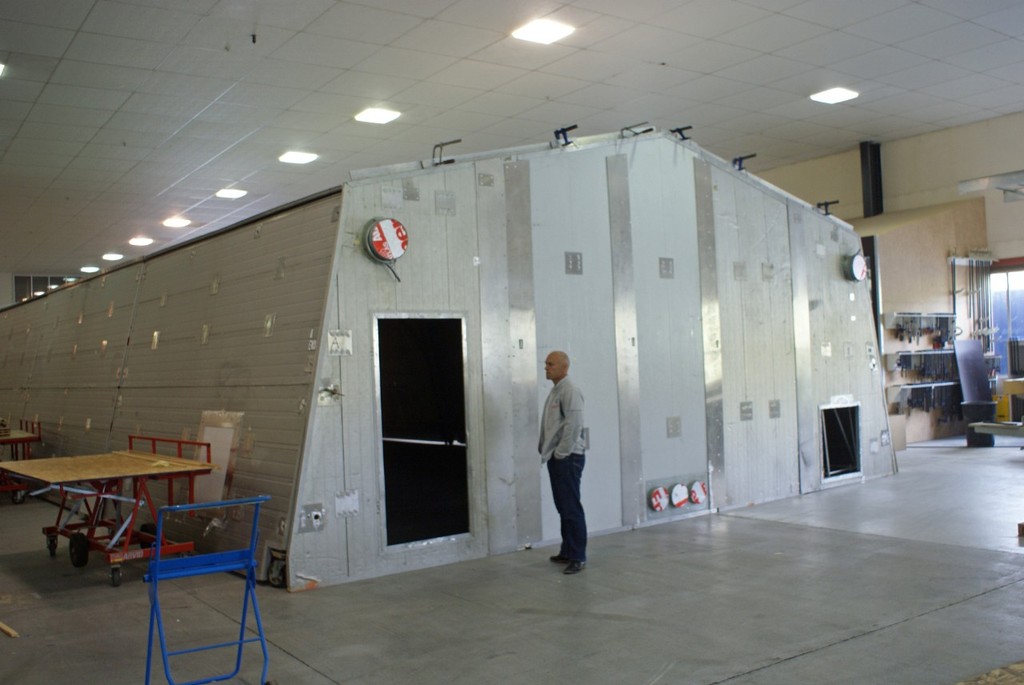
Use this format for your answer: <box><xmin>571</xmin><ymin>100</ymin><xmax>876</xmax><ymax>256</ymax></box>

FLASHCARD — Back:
<box><xmin>110</xmin><ymin>566</ymin><xmax>121</xmax><ymax>587</ymax></box>
<box><xmin>46</xmin><ymin>535</ymin><xmax>57</xmax><ymax>557</ymax></box>
<box><xmin>12</xmin><ymin>489</ymin><xmax>26</xmax><ymax>504</ymax></box>
<box><xmin>69</xmin><ymin>532</ymin><xmax>90</xmax><ymax>567</ymax></box>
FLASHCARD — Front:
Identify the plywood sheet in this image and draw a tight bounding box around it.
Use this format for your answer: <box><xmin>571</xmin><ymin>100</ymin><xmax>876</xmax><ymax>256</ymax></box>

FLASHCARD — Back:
<box><xmin>1</xmin><ymin>451</ymin><xmax>212</xmax><ymax>484</ymax></box>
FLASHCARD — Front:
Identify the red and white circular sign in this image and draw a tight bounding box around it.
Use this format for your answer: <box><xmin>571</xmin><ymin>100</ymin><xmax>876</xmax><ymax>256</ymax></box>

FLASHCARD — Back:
<box><xmin>366</xmin><ymin>218</ymin><xmax>408</xmax><ymax>262</ymax></box>
<box><xmin>670</xmin><ymin>483</ymin><xmax>689</xmax><ymax>508</ymax></box>
<box><xmin>689</xmin><ymin>480</ymin><xmax>708</xmax><ymax>505</ymax></box>
<box><xmin>649</xmin><ymin>486</ymin><xmax>670</xmax><ymax>512</ymax></box>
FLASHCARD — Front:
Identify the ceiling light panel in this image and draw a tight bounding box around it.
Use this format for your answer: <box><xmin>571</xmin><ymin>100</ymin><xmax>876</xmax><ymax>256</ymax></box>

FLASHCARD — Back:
<box><xmin>279</xmin><ymin>151</ymin><xmax>319</xmax><ymax>164</ymax></box>
<box><xmin>810</xmin><ymin>87</ymin><xmax>859</xmax><ymax>104</ymax></box>
<box><xmin>354</xmin><ymin>108</ymin><xmax>401</xmax><ymax>124</ymax></box>
<box><xmin>512</xmin><ymin>19</ymin><xmax>575</xmax><ymax>45</ymax></box>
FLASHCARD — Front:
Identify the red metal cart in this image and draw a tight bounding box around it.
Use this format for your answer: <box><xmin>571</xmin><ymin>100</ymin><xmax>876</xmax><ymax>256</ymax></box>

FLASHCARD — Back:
<box><xmin>0</xmin><ymin>419</ymin><xmax>42</xmax><ymax>503</ymax></box>
<box><xmin>0</xmin><ymin>435</ymin><xmax>213</xmax><ymax>586</ymax></box>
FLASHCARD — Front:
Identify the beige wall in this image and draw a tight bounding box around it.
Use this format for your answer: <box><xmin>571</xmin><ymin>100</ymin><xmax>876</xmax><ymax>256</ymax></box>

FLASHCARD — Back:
<box><xmin>761</xmin><ymin>110</ymin><xmax>1024</xmax><ymax>260</ymax></box>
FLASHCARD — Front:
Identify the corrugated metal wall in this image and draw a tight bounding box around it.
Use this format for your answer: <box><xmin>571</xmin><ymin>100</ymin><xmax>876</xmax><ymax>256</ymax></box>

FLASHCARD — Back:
<box><xmin>0</xmin><ymin>194</ymin><xmax>340</xmax><ymax>564</ymax></box>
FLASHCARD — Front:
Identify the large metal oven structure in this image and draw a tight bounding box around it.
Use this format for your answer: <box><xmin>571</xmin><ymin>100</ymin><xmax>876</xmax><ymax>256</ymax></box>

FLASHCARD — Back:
<box><xmin>0</xmin><ymin>131</ymin><xmax>892</xmax><ymax>590</ymax></box>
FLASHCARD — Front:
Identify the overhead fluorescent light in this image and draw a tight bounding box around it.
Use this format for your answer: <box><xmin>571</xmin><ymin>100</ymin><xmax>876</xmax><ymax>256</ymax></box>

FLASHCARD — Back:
<box><xmin>355</xmin><ymin>108</ymin><xmax>401</xmax><ymax>124</ymax></box>
<box><xmin>512</xmin><ymin>18</ymin><xmax>575</xmax><ymax>44</ymax></box>
<box><xmin>810</xmin><ymin>87</ymin><xmax>859</xmax><ymax>104</ymax></box>
<box><xmin>102</xmin><ymin>252</ymin><xmax>124</xmax><ymax>261</ymax></box>
<box><xmin>80</xmin><ymin>266</ymin><xmax>100</xmax><ymax>274</ymax></box>
<box><xmin>216</xmin><ymin>188</ymin><xmax>248</xmax><ymax>199</ymax></box>
<box><xmin>279</xmin><ymin>151</ymin><xmax>318</xmax><ymax>164</ymax></box>
<box><xmin>163</xmin><ymin>216</ymin><xmax>191</xmax><ymax>228</ymax></box>
<box><xmin>129</xmin><ymin>236</ymin><xmax>154</xmax><ymax>246</ymax></box>
<box><xmin>0</xmin><ymin>64</ymin><xmax>6</xmax><ymax>78</ymax></box>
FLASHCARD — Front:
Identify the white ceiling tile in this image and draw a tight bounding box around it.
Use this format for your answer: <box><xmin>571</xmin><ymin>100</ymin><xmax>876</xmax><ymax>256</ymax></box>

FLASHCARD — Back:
<box><xmin>555</xmin><ymin>14</ymin><xmax>634</xmax><ymax>49</ymax></box>
<box><xmin>351</xmin><ymin>46</ymin><xmax>458</xmax><ymax>80</ymax></box>
<box><xmin>541</xmin><ymin>50</ymin><xmax>639</xmax><ymax>82</ymax></box>
<box><xmin>517</xmin><ymin>100</ymin><xmax>605</xmax><ymax>128</ymax></box>
<box><xmin>713</xmin><ymin>55</ymin><xmax>813</xmax><ymax>85</ymax></box>
<box><xmin>958</xmin><ymin>83</ymin><xmax>1024</xmax><ymax>109</ymax></box>
<box><xmin>437</xmin><ymin>0</ymin><xmax>564</xmax><ymax>32</ymax></box>
<box><xmin>784</xmin><ymin>0</ymin><xmax>912</xmax><ymax>30</ymax></box>
<box><xmin>973</xmin><ymin>3</ymin><xmax>1024</xmax><ymax>35</ymax></box>
<box><xmin>570</xmin><ymin>0</ymin><xmax>687</xmax><ymax>22</ymax></box>
<box><xmin>39</xmin><ymin>83</ymin><xmax>130</xmax><ymax>111</ymax></box>
<box><xmin>657</xmin><ymin>0</ymin><xmax>770</xmax><ymax>38</ymax></box>
<box><xmin>243</xmin><ymin>60</ymin><xmax>343</xmax><ymax>90</ymax></box>
<box><xmin>496</xmin><ymin>72</ymin><xmax>590</xmax><ymax>100</ymax></box>
<box><xmin>209</xmin><ymin>0</ymin><xmax>333</xmax><ymax>31</ymax></box>
<box><xmin>458</xmin><ymin>91</ymin><xmax>546</xmax><ymax>117</ymax></box>
<box><xmin>0</xmin><ymin>79</ymin><xmax>45</xmax><ymax>104</ymax></box>
<box><xmin>775</xmin><ymin>31</ymin><xmax>883</xmax><ymax>67</ymax></box>
<box><xmin>137</xmin><ymin>71</ymin><xmax>235</xmax><ymax>100</ymax></box>
<box><xmin>18</xmin><ymin>122</ymin><xmax>97</xmax><ymax>144</ymax></box>
<box><xmin>51</xmin><ymin>60</ymin><xmax>153</xmax><ymax>91</ymax></box>
<box><xmin>3</xmin><ymin>53</ymin><xmax>60</xmax><ymax>83</ymax></box>
<box><xmin>291</xmin><ymin>91</ymin><xmax>367</xmax><ymax>116</ymax></box>
<box><xmin>154</xmin><ymin>46</ymin><xmax>253</xmax><ymax>80</ymax></box>
<box><xmin>310</xmin><ymin>3</ymin><xmax>424</xmax><ymax>44</ymax></box>
<box><xmin>182</xmin><ymin>17</ymin><xmax>294</xmax><ymax>55</ymax></box>
<box><xmin>272</xmin><ymin>33</ymin><xmax>380</xmax><ymax>69</ymax></box>
<box><xmin>396</xmin><ymin>20</ymin><xmax>503</xmax><ymax>58</ymax></box>
<box><xmin>30</xmin><ymin>104</ymin><xmax>114</xmax><ymax>127</ymax></box>
<box><xmin>66</xmin><ymin>33</ymin><xmax>176</xmax><ymax>70</ymax></box>
<box><xmin>901</xmin><ymin>22</ymin><xmax>1008</xmax><ymax>59</ymax></box>
<box><xmin>666</xmin><ymin>75</ymin><xmax>749</xmax><ymax>101</ymax></box>
<box><xmin>844</xmin><ymin>4</ymin><xmax>962</xmax><ymax>43</ymax></box>
<box><xmin>219</xmin><ymin>82</ymin><xmax>309</xmax><ymax>109</ymax></box>
<box><xmin>830</xmin><ymin>46</ymin><xmax>930</xmax><ymax>79</ymax></box>
<box><xmin>605</xmin><ymin>63</ymin><xmax>701</xmax><ymax>91</ymax></box>
<box><xmin>717</xmin><ymin>14</ymin><xmax>828</xmax><ymax>53</ymax></box>
<box><xmin>0</xmin><ymin>19</ymin><xmax>74</xmax><ymax>58</ymax></box>
<box><xmin>0</xmin><ymin>0</ymin><xmax>92</xmax><ymax>29</ymax></box>
<box><xmin>665</xmin><ymin>40</ymin><xmax>760</xmax><ymax>74</ymax></box>
<box><xmin>346</xmin><ymin>0</ymin><xmax>462</xmax><ymax>20</ymax></box>
<box><xmin>924</xmin><ymin>74</ymin><xmax>1012</xmax><ymax>100</ymax></box>
<box><xmin>558</xmin><ymin>83</ymin><xmax>644</xmax><ymax>109</ymax></box>
<box><xmin>82</xmin><ymin>1</ymin><xmax>200</xmax><ymax>42</ymax></box>
<box><xmin>470</xmin><ymin>37</ymin><xmax>575</xmax><ymax>70</ymax></box>
<box><xmin>714</xmin><ymin>86</ymin><xmax>804</xmax><ymax>112</ymax></box>
<box><xmin>946</xmin><ymin>38</ymin><xmax>1024</xmax><ymax>72</ymax></box>
<box><xmin>392</xmin><ymin>81</ymin><xmax>485</xmax><ymax>108</ymax></box>
<box><xmin>591</xmin><ymin>25</ymin><xmax>702</xmax><ymax>62</ymax></box>
<box><xmin>428</xmin><ymin>60</ymin><xmax>527</xmax><ymax>90</ymax></box>
<box><xmin>877</xmin><ymin>61</ymin><xmax>974</xmax><ymax>89</ymax></box>
<box><xmin>321</xmin><ymin>70</ymin><xmax>418</xmax><ymax>99</ymax></box>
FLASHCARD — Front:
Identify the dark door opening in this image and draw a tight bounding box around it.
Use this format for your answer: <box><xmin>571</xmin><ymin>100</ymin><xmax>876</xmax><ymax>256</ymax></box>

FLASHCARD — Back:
<box><xmin>821</xmin><ymin>405</ymin><xmax>861</xmax><ymax>478</ymax></box>
<box><xmin>377</xmin><ymin>318</ymin><xmax>469</xmax><ymax>545</ymax></box>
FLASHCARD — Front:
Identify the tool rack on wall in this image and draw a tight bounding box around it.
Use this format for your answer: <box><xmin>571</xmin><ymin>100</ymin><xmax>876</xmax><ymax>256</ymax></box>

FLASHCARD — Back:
<box><xmin>883</xmin><ymin>312</ymin><xmax>999</xmax><ymax>418</ymax></box>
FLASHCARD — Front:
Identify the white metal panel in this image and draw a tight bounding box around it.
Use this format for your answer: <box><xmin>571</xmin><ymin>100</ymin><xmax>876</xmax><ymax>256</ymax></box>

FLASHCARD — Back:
<box><xmin>711</xmin><ymin>165</ymin><xmax>800</xmax><ymax>508</ymax></box>
<box><xmin>530</xmin><ymin>146</ymin><xmax>624</xmax><ymax>541</ymax></box>
<box><xmin>626</xmin><ymin>140</ymin><xmax>709</xmax><ymax>521</ymax></box>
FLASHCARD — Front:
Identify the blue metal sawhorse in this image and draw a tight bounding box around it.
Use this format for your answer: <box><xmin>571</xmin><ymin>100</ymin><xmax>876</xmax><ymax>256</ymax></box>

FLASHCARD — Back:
<box><xmin>145</xmin><ymin>496</ymin><xmax>272</xmax><ymax>685</ymax></box>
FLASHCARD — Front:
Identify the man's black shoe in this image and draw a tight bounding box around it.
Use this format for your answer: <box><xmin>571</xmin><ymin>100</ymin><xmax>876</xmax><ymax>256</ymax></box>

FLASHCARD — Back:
<box><xmin>563</xmin><ymin>561</ymin><xmax>585</xmax><ymax>575</ymax></box>
<box><xmin>550</xmin><ymin>554</ymin><xmax>570</xmax><ymax>563</ymax></box>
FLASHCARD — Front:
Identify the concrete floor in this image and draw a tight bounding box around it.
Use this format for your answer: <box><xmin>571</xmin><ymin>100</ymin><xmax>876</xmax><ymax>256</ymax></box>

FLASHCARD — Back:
<box><xmin>3</xmin><ymin>440</ymin><xmax>1024</xmax><ymax>685</ymax></box>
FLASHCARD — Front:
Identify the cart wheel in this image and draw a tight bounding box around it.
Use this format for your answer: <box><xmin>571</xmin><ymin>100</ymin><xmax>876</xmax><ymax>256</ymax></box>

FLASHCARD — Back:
<box><xmin>69</xmin><ymin>533</ymin><xmax>90</xmax><ymax>567</ymax></box>
<box><xmin>12</xmin><ymin>489</ymin><xmax>26</xmax><ymax>504</ymax></box>
<box><xmin>110</xmin><ymin>567</ymin><xmax>121</xmax><ymax>587</ymax></box>
<box><xmin>46</xmin><ymin>535</ymin><xmax>57</xmax><ymax>557</ymax></box>
<box><xmin>267</xmin><ymin>558</ymin><xmax>287</xmax><ymax>588</ymax></box>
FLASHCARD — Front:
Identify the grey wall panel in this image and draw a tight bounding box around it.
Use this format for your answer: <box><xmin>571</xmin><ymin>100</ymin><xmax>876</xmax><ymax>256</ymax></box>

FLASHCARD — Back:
<box><xmin>606</xmin><ymin>153</ymin><xmax>643</xmax><ymax>527</ymax></box>
<box><xmin>628</xmin><ymin>142</ymin><xmax>708</xmax><ymax>521</ymax></box>
<box><xmin>790</xmin><ymin>206</ymin><xmax>892</xmax><ymax>486</ymax></box>
<box><xmin>504</xmin><ymin>160</ymin><xmax>542</xmax><ymax>547</ymax></box>
<box><xmin>709</xmin><ymin>165</ymin><xmax>799</xmax><ymax>508</ymax></box>
<box><xmin>694</xmin><ymin>157</ymin><xmax>726</xmax><ymax>510</ymax></box>
<box><xmin>292</xmin><ymin>166</ymin><xmax>491</xmax><ymax>588</ymax></box>
<box><xmin>529</xmin><ymin>147</ymin><xmax>623</xmax><ymax>540</ymax></box>
<box><xmin>475</xmin><ymin>157</ymin><xmax>520</xmax><ymax>555</ymax></box>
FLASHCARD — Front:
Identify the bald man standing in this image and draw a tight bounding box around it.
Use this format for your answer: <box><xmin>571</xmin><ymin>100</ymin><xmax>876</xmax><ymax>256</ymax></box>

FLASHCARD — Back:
<box><xmin>538</xmin><ymin>350</ymin><xmax>587</xmax><ymax>574</ymax></box>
